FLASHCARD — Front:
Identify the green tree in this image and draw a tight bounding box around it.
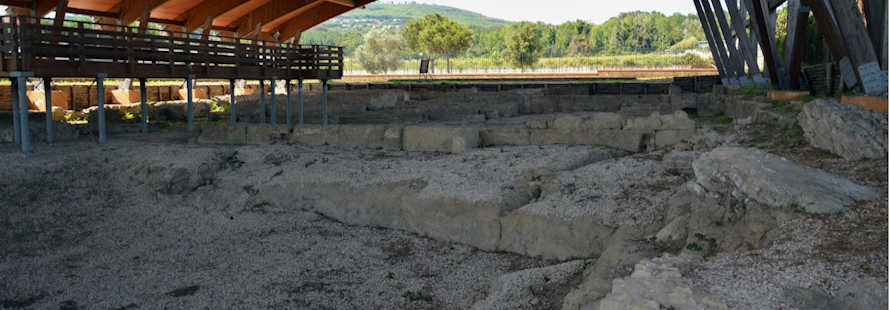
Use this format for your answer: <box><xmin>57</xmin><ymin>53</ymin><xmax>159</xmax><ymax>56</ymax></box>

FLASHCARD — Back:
<box><xmin>402</xmin><ymin>13</ymin><xmax>475</xmax><ymax>72</ymax></box>
<box><xmin>355</xmin><ymin>29</ymin><xmax>405</xmax><ymax>74</ymax></box>
<box><xmin>505</xmin><ymin>22</ymin><xmax>541</xmax><ymax>70</ymax></box>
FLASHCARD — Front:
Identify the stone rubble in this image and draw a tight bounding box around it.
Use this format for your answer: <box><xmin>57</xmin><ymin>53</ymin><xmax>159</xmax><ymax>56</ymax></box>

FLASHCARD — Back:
<box><xmin>597</xmin><ymin>254</ymin><xmax>727</xmax><ymax>310</ymax></box>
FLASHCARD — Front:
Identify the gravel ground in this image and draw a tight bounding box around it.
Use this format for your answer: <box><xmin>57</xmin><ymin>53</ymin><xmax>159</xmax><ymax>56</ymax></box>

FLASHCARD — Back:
<box><xmin>0</xmin><ymin>122</ymin><xmax>886</xmax><ymax>310</ymax></box>
<box><xmin>0</xmin><ymin>135</ymin><xmax>588</xmax><ymax>310</ymax></box>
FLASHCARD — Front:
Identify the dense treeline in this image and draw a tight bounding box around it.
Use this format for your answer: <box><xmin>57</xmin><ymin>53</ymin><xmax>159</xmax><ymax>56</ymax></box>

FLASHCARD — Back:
<box><xmin>302</xmin><ymin>7</ymin><xmax>706</xmax><ymax>59</ymax></box>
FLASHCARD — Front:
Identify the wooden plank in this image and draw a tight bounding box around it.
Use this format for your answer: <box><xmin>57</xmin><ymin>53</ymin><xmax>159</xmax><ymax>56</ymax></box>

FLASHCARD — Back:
<box><xmin>769</xmin><ymin>0</ymin><xmax>787</xmax><ymax>9</ymax></box>
<box><xmin>711</xmin><ymin>0</ymin><xmax>748</xmax><ymax>78</ymax></box>
<box><xmin>788</xmin><ymin>1</ymin><xmax>811</xmax><ymax>89</ymax></box>
<box><xmin>694</xmin><ymin>0</ymin><xmax>730</xmax><ymax>79</ymax></box>
<box><xmin>727</xmin><ymin>0</ymin><xmax>762</xmax><ymax>76</ymax></box>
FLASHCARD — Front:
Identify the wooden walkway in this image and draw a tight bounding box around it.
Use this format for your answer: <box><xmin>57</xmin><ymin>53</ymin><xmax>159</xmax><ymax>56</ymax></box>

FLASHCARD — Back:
<box><xmin>0</xmin><ymin>16</ymin><xmax>343</xmax><ymax>80</ymax></box>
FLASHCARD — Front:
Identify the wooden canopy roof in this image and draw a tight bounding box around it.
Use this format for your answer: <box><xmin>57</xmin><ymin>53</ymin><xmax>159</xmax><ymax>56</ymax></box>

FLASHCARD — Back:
<box><xmin>3</xmin><ymin>0</ymin><xmax>376</xmax><ymax>42</ymax></box>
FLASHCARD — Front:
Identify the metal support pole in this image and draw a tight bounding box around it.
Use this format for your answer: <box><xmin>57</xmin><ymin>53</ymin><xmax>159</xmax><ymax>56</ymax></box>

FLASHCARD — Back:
<box><xmin>259</xmin><ymin>79</ymin><xmax>266</xmax><ymax>124</ymax></box>
<box><xmin>298</xmin><ymin>77</ymin><xmax>304</xmax><ymax>125</ymax></box>
<box><xmin>270</xmin><ymin>76</ymin><xmax>277</xmax><ymax>125</ymax></box>
<box><xmin>229</xmin><ymin>79</ymin><xmax>236</xmax><ymax>123</ymax></box>
<box><xmin>44</xmin><ymin>77</ymin><xmax>53</xmax><ymax>144</ymax></box>
<box><xmin>11</xmin><ymin>78</ymin><xmax>20</xmax><ymax>145</ymax></box>
<box><xmin>286</xmin><ymin>79</ymin><xmax>292</xmax><ymax>126</ymax></box>
<box><xmin>187</xmin><ymin>75</ymin><xmax>195</xmax><ymax>131</ymax></box>
<box><xmin>323</xmin><ymin>80</ymin><xmax>329</xmax><ymax>125</ymax></box>
<box><xmin>140</xmin><ymin>78</ymin><xmax>148</xmax><ymax>134</ymax></box>
<box><xmin>97</xmin><ymin>73</ymin><xmax>107</xmax><ymax>144</ymax></box>
<box><xmin>16</xmin><ymin>75</ymin><xmax>31</xmax><ymax>153</ymax></box>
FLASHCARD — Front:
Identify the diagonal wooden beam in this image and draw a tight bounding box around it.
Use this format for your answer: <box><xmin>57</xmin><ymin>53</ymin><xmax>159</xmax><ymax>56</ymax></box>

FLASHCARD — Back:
<box><xmin>749</xmin><ymin>0</ymin><xmax>783</xmax><ymax>87</ymax></box>
<box><xmin>768</xmin><ymin>0</ymin><xmax>786</xmax><ymax>10</ymax></box>
<box><xmin>828</xmin><ymin>0</ymin><xmax>884</xmax><ymax>94</ymax></box>
<box><xmin>0</xmin><ymin>0</ymin><xmax>33</xmax><ymax>9</ymax></box>
<box><xmin>201</xmin><ymin>15</ymin><xmax>213</xmax><ymax>41</ymax></box>
<box><xmin>788</xmin><ymin>1</ymin><xmax>811</xmax><ymax>89</ymax></box>
<box><xmin>325</xmin><ymin>0</ymin><xmax>356</xmax><ymax>7</ymax></box>
<box><xmin>711</xmin><ymin>0</ymin><xmax>748</xmax><ymax>78</ymax></box>
<box><xmin>727</xmin><ymin>0</ymin><xmax>762</xmax><ymax>76</ymax></box>
<box><xmin>175</xmin><ymin>0</ymin><xmax>248</xmax><ymax>33</ymax></box>
<box><xmin>111</xmin><ymin>0</ymin><xmax>174</xmax><ymax>26</ymax></box>
<box><xmin>230</xmin><ymin>0</ymin><xmax>318</xmax><ymax>38</ymax></box>
<box><xmin>51</xmin><ymin>0</ymin><xmax>68</xmax><ymax>31</ymax></box>
<box><xmin>694</xmin><ymin>0</ymin><xmax>730</xmax><ymax>80</ymax></box>
<box><xmin>272</xmin><ymin>0</ymin><xmax>374</xmax><ymax>43</ymax></box>
<box><xmin>136</xmin><ymin>5</ymin><xmax>150</xmax><ymax>35</ymax></box>
<box><xmin>783</xmin><ymin>0</ymin><xmax>800</xmax><ymax>72</ymax></box>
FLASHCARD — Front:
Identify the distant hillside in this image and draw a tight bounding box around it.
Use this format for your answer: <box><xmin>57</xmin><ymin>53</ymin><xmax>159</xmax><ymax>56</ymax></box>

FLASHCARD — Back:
<box><xmin>317</xmin><ymin>2</ymin><xmax>514</xmax><ymax>31</ymax></box>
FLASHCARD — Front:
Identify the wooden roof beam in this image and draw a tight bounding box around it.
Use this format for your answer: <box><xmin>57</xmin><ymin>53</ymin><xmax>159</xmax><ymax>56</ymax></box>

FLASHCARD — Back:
<box><xmin>0</xmin><ymin>0</ymin><xmax>33</xmax><ymax>9</ymax></box>
<box><xmin>229</xmin><ymin>0</ymin><xmax>318</xmax><ymax>38</ymax></box>
<box><xmin>111</xmin><ymin>0</ymin><xmax>174</xmax><ymax>25</ymax></box>
<box><xmin>325</xmin><ymin>0</ymin><xmax>356</xmax><ymax>7</ymax></box>
<box><xmin>175</xmin><ymin>0</ymin><xmax>249</xmax><ymax>33</ymax></box>
<box><xmin>273</xmin><ymin>0</ymin><xmax>374</xmax><ymax>42</ymax></box>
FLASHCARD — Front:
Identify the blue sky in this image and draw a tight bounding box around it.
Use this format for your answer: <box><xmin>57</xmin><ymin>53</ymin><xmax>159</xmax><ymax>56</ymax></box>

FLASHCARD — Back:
<box><xmin>403</xmin><ymin>0</ymin><xmax>699</xmax><ymax>24</ymax></box>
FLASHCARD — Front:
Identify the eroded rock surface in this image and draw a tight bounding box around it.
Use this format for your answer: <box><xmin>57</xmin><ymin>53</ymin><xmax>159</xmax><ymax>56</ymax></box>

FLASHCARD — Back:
<box><xmin>693</xmin><ymin>147</ymin><xmax>880</xmax><ymax>214</ymax></box>
<box><xmin>798</xmin><ymin>99</ymin><xmax>888</xmax><ymax>161</ymax></box>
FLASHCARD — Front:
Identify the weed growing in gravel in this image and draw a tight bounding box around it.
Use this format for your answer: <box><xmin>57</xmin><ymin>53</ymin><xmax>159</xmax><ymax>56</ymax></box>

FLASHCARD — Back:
<box><xmin>789</xmin><ymin>202</ymin><xmax>825</xmax><ymax>218</ymax></box>
<box><xmin>403</xmin><ymin>291</ymin><xmax>432</xmax><ymax>302</ymax></box>
<box><xmin>860</xmin><ymin>263</ymin><xmax>874</xmax><ymax>273</ymax></box>
<box><xmin>226</xmin><ymin>152</ymin><xmax>245</xmax><ymax>170</ymax></box>
<box><xmin>386</xmin><ymin>272</ymin><xmax>394</xmax><ymax>279</ymax></box>
<box><xmin>573</xmin><ymin>260</ymin><xmax>592</xmax><ymax>275</ymax></box>
<box><xmin>687</xmin><ymin>233</ymin><xmax>718</xmax><ymax>256</ymax></box>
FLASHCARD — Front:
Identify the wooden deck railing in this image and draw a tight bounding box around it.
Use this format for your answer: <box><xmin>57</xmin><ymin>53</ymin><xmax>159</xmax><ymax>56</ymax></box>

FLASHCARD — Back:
<box><xmin>0</xmin><ymin>16</ymin><xmax>343</xmax><ymax>80</ymax></box>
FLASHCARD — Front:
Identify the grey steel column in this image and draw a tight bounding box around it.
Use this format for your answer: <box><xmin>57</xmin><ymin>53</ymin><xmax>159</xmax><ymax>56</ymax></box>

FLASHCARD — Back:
<box><xmin>270</xmin><ymin>76</ymin><xmax>277</xmax><ymax>124</ymax></box>
<box><xmin>43</xmin><ymin>77</ymin><xmax>53</xmax><ymax>144</ymax></box>
<box><xmin>229</xmin><ymin>79</ymin><xmax>236</xmax><ymax>123</ymax></box>
<box><xmin>187</xmin><ymin>75</ymin><xmax>195</xmax><ymax>131</ymax></box>
<box><xmin>259</xmin><ymin>80</ymin><xmax>266</xmax><ymax>124</ymax></box>
<box><xmin>140</xmin><ymin>78</ymin><xmax>147</xmax><ymax>134</ymax></box>
<box><xmin>298</xmin><ymin>77</ymin><xmax>304</xmax><ymax>125</ymax></box>
<box><xmin>286</xmin><ymin>79</ymin><xmax>292</xmax><ymax>126</ymax></box>
<box><xmin>322</xmin><ymin>80</ymin><xmax>328</xmax><ymax>125</ymax></box>
<box><xmin>97</xmin><ymin>73</ymin><xmax>107</xmax><ymax>144</ymax></box>
<box><xmin>16</xmin><ymin>74</ymin><xmax>30</xmax><ymax>153</ymax></box>
<box><xmin>11</xmin><ymin>78</ymin><xmax>20</xmax><ymax>144</ymax></box>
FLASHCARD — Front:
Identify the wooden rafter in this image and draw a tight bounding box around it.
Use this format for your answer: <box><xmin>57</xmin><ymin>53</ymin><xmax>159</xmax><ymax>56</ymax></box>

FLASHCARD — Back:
<box><xmin>0</xmin><ymin>0</ymin><xmax>34</xmax><ymax>9</ymax></box>
<box><xmin>111</xmin><ymin>0</ymin><xmax>173</xmax><ymax>25</ymax></box>
<box><xmin>326</xmin><ymin>0</ymin><xmax>356</xmax><ymax>7</ymax></box>
<box><xmin>272</xmin><ymin>0</ymin><xmax>374</xmax><ymax>42</ymax></box>
<box><xmin>51</xmin><ymin>0</ymin><xmax>68</xmax><ymax>31</ymax></box>
<box><xmin>175</xmin><ymin>0</ymin><xmax>246</xmax><ymax>33</ymax></box>
<box><xmin>229</xmin><ymin>0</ymin><xmax>318</xmax><ymax>38</ymax></box>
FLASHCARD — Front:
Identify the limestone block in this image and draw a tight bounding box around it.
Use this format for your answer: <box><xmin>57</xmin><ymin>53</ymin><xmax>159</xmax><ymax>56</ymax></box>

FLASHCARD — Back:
<box><xmin>661</xmin><ymin>150</ymin><xmax>701</xmax><ymax>175</ymax></box>
<box><xmin>525</xmin><ymin>120</ymin><xmax>548</xmax><ymax>129</ymax></box>
<box><xmin>402</xmin><ymin>125</ymin><xmax>479</xmax><ymax>153</ymax></box>
<box><xmin>498</xmin><ymin>210</ymin><xmax>616</xmax><ymax>260</ymax></box>
<box><xmin>670</xmin><ymin>95</ymin><xmax>696</xmax><ymax>112</ymax></box>
<box><xmin>623</xmin><ymin>113</ymin><xmax>662</xmax><ymax>131</ymax></box>
<box><xmin>196</xmin><ymin>123</ymin><xmax>248</xmax><ymax>144</ymax></box>
<box><xmin>290</xmin><ymin>125</ymin><xmax>341</xmax><ymax>146</ymax></box>
<box><xmin>383</xmin><ymin>125</ymin><xmax>402</xmax><ymax>151</ymax></box>
<box><xmin>659</xmin><ymin>111</ymin><xmax>695</xmax><ymax>130</ymax></box>
<box><xmin>580</xmin><ymin>113</ymin><xmax>623</xmax><ymax>130</ymax></box>
<box><xmin>529</xmin><ymin>129</ymin><xmax>584</xmax><ymax>145</ymax></box>
<box><xmin>338</xmin><ymin>125</ymin><xmax>387</xmax><ymax>149</ymax></box>
<box><xmin>723</xmin><ymin>97</ymin><xmax>767</xmax><ymax>120</ymax></box>
<box><xmin>825</xmin><ymin>279</ymin><xmax>888</xmax><ymax>310</ymax></box>
<box><xmin>586</xmin><ymin>130</ymin><xmax>653</xmax><ymax>152</ymax></box>
<box><xmin>548</xmin><ymin>115</ymin><xmax>581</xmax><ymax>131</ymax></box>
<box><xmin>694</xmin><ymin>147</ymin><xmax>881</xmax><ymax>214</ymax></box>
<box><xmin>597</xmin><ymin>95</ymin><xmax>625</xmax><ymax>112</ymax></box>
<box><xmin>480</xmin><ymin>127</ymin><xmax>530</xmax><ymax>146</ymax></box>
<box><xmin>481</xmin><ymin>109</ymin><xmax>499</xmax><ymax>120</ymax></box>
<box><xmin>246</xmin><ymin>124</ymin><xmax>290</xmax><ymax>144</ymax></box>
<box><xmin>528</xmin><ymin>96</ymin><xmax>558</xmax><ymax>113</ymax></box>
<box><xmin>557</xmin><ymin>95</ymin><xmax>577</xmax><ymax>112</ymax></box>
<box><xmin>655</xmin><ymin>130</ymin><xmax>695</xmax><ymax>147</ymax></box>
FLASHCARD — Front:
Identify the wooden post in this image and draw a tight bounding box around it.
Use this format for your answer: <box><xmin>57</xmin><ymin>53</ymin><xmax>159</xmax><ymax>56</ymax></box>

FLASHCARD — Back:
<box><xmin>51</xmin><ymin>0</ymin><xmax>69</xmax><ymax>34</ymax></box>
<box><xmin>784</xmin><ymin>0</ymin><xmax>801</xmax><ymax>71</ymax></box>
<box><xmin>694</xmin><ymin>0</ymin><xmax>730</xmax><ymax>81</ymax></box>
